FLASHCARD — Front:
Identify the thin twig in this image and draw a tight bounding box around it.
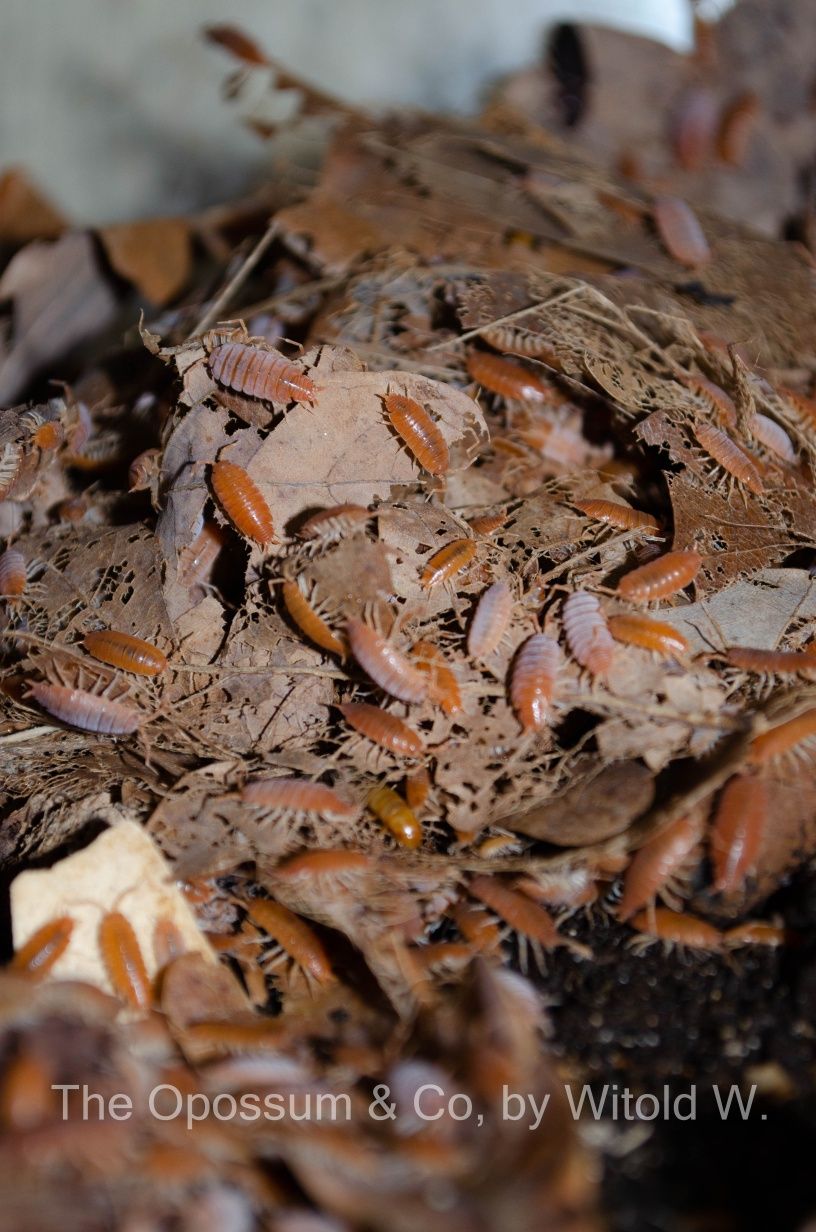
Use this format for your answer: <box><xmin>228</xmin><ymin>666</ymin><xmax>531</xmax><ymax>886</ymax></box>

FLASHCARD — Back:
<box><xmin>190</xmin><ymin>219</ymin><xmax>279</xmax><ymax>339</ymax></box>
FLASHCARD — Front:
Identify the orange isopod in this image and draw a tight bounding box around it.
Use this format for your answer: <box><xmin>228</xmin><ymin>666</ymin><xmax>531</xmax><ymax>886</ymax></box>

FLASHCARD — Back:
<box><xmin>32</xmin><ymin>420</ymin><xmax>63</xmax><ymax>451</ymax></box>
<box><xmin>629</xmin><ymin>908</ymin><xmax>723</xmax><ymax>951</ymax></box>
<box><xmin>724</xmin><ymin>921</ymin><xmax>786</xmax><ymax>948</ymax></box>
<box><xmin>617</xmin><ymin>550</ymin><xmax>702</xmax><ymax>603</ymax></box>
<box><xmin>467</xmin><ymin>509</ymin><xmax>508</xmax><ymax>536</ymax></box>
<box><xmin>241</xmin><ymin>777</ymin><xmax>357</xmax><ymax>818</ymax></box>
<box><xmin>28</xmin><ymin>682</ymin><xmax>144</xmax><ymax>736</ymax></box>
<box><xmin>273</xmin><ymin>850</ymin><xmax>372</xmax><ymax>879</ymax></box>
<box><xmin>382</xmin><ymin>392</ymin><xmax>449</xmax><ymax>476</ymax></box>
<box><xmin>367</xmin><ymin>784</ymin><xmax>422</xmax><ymax>848</ymax></box>
<box><xmin>409</xmin><ymin>640</ymin><xmax>462</xmax><ymax>714</ymax></box>
<box><xmin>99</xmin><ymin>911</ymin><xmax>151</xmax><ymax>1011</ymax></box>
<box><xmin>10</xmin><ymin>917</ymin><xmax>75</xmax><ymax>977</ymax></box>
<box><xmin>83</xmin><ymin>630</ymin><xmax>168</xmax><ymax>676</ymax></box>
<box><xmin>466</xmin><ymin>351</ymin><xmax>554</xmax><ymax>403</ymax></box>
<box><xmin>451</xmin><ymin>900</ymin><xmax>503</xmax><ymax>953</ymax></box>
<box><xmin>211</xmin><ymin>460</ymin><xmax>276</xmax><ymax>546</ymax></box>
<box><xmin>208</xmin><ymin>341</ymin><xmax>317</xmax><ymax>405</ymax></box>
<box><xmin>653</xmin><ymin>196</ymin><xmax>711</xmax><ymax>267</ymax></box>
<box><xmin>337</xmin><ymin>701</ymin><xmax>424</xmax><ymax>757</ymax></box>
<box><xmin>680</xmin><ymin>373</ymin><xmax>737</xmax><ymax>428</ymax></box>
<box><xmin>710</xmin><ymin>774</ymin><xmax>768</xmax><ymax>894</ymax></box>
<box><xmin>346</xmin><ymin>619</ymin><xmax>428</xmax><ymax>704</ymax></box>
<box><xmin>244</xmin><ymin>898</ymin><xmax>334</xmax><ymax>984</ymax></box>
<box><xmin>420</xmin><ymin>538</ymin><xmax>477</xmax><ymax>589</ymax></box>
<box><xmin>297</xmin><ymin>504</ymin><xmax>369</xmax><ymax>543</ymax></box>
<box><xmin>509</xmin><ymin>633</ymin><xmax>560</xmax><ymax>731</ymax></box>
<box><xmin>128</xmin><ymin>448</ymin><xmax>161</xmax><ymax>492</ymax></box>
<box><xmin>563</xmin><ymin>590</ymin><xmax>614</xmax><ymax>677</ymax></box>
<box><xmin>405</xmin><ymin>766</ymin><xmax>431</xmax><ymax>810</ymax></box>
<box><xmin>0</xmin><ymin>548</ymin><xmax>26</xmax><ymax>599</ymax></box>
<box><xmin>748</xmin><ymin>708</ymin><xmax>816</xmax><ymax>764</ymax></box>
<box><xmin>617</xmin><ymin>814</ymin><xmax>702</xmax><ymax>921</ymax></box>
<box><xmin>780</xmin><ymin>386</ymin><xmax>816</xmax><ymax>431</ymax></box>
<box><xmin>693</xmin><ymin>423</ymin><xmax>764</xmax><ymax>495</ymax></box>
<box><xmin>480</xmin><ymin>325</ymin><xmax>563</xmax><ymax>368</ymax></box>
<box><xmin>468</xmin><ymin>875</ymin><xmax>583</xmax><ymax>959</ymax></box>
<box><xmin>281</xmin><ymin>579</ymin><xmax>344</xmax><ymax>657</ymax></box>
<box><xmin>608</xmin><ymin>613</ymin><xmax>690</xmax><ymax>658</ymax></box>
<box><xmin>573</xmin><ymin>499</ymin><xmax>660</xmax><ymax>534</ymax></box>
<box><xmin>179</xmin><ymin>520</ymin><xmax>228</xmax><ymax>590</ymax></box>
<box><xmin>468</xmin><ymin>581</ymin><xmax>513</xmax><ymax>658</ymax></box>
<box><xmin>717</xmin><ymin>91</ymin><xmax>759</xmax><ymax>166</ymax></box>
<box><xmin>726</xmin><ymin>647</ymin><xmax>816</xmax><ymax>676</ymax></box>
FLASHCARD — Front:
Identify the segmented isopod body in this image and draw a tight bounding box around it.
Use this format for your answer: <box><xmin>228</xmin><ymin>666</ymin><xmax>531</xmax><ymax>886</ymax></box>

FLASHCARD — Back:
<box><xmin>382</xmin><ymin>393</ymin><xmax>449</xmax><ymax>476</ymax></box>
<box><xmin>479</xmin><ymin>325</ymin><xmax>563</xmax><ymax>368</ymax></box>
<box><xmin>468</xmin><ymin>581</ymin><xmax>513</xmax><ymax>658</ymax></box>
<box><xmin>629</xmin><ymin>908</ymin><xmax>723</xmax><ymax>951</ymax></box>
<box><xmin>409</xmin><ymin>641</ymin><xmax>462</xmax><ymax>714</ymax></box>
<box><xmin>297</xmin><ymin>504</ymin><xmax>369</xmax><ymax>543</ymax></box>
<box><xmin>182</xmin><ymin>1020</ymin><xmax>287</xmax><ymax>1054</ymax></box>
<box><xmin>241</xmin><ymin>777</ymin><xmax>356</xmax><ymax>819</ymax></box>
<box><xmin>573</xmin><ymin>499</ymin><xmax>660</xmax><ymax>534</ymax></box>
<box><xmin>273</xmin><ymin>850</ymin><xmax>372</xmax><ymax>879</ymax></box>
<box><xmin>748</xmin><ymin>708</ymin><xmax>816</xmax><ymax>764</ymax></box>
<box><xmin>83</xmin><ymin>630</ymin><xmax>168</xmax><ymax>676</ymax></box>
<box><xmin>346</xmin><ymin>619</ymin><xmax>428</xmax><ymax>704</ymax></box>
<box><xmin>693</xmin><ymin>423</ymin><xmax>764</xmax><ymax>495</ymax></box>
<box><xmin>468</xmin><ymin>876</ymin><xmax>581</xmax><ymax>958</ymax></box>
<box><xmin>608</xmin><ymin>613</ymin><xmax>690</xmax><ymax>658</ymax></box>
<box><xmin>510</xmin><ymin>633</ymin><xmax>559</xmax><ymax>730</ymax></box>
<box><xmin>717</xmin><ymin>91</ymin><xmax>759</xmax><ymax>165</ymax></box>
<box><xmin>724</xmin><ymin>921</ymin><xmax>785</xmax><ymax>948</ymax></box>
<box><xmin>11</xmin><ymin>917</ymin><xmax>75</xmax><ymax>977</ymax></box>
<box><xmin>710</xmin><ymin>774</ymin><xmax>768</xmax><ymax>894</ymax></box>
<box><xmin>210</xmin><ymin>460</ymin><xmax>276</xmax><ymax>546</ymax></box>
<box><xmin>653</xmin><ymin>196</ymin><xmax>711</xmax><ymax>266</ymax></box>
<box><xmin>750</xmin><ymin>413</ymin><xmax>796</xmax><ymax>463</ymax></box>
<box><xmin>420</xmin><ymin>538</ymin><xmax>477</xmax><ymax>589</ymax></box>
<box><xmin>179</xmin><ymin>520</ymin><xmax>227</xmax><ymax>589</ymax></box>
<box><xmin>466</xmin><ymin>351</ymin><xmax>554</xmax><ymax>403</ymax></box>
<box><xmin>451</xmin><ymin>900</ymin><xmax>503</xmax><ymax>953</ymax></box>
<box><xmin>367</xmin><ymin>784</ymin><xmax>422</xmax><ymax>848</ymax></box>
<box><xmin>618</xmin><ymin>815</ymin><xmax>702</xmax><ymax>921</ymax></box>
<box><xmin>563</xmin><ymin>591</ymin><xmax>614</xmax><ymax>676</ymax></box>
<box><xmin>0</xmin><ymin>548</ymin><xmax>26</xmax><ymax>599</ymax></box>
<box><xmin>0</xmin><ymin>1051</ymin><xmax>55</xmax><ymax>1131</ymax></box>
<box><xmin>99</xmin><ymin>911</ymin><xmax>151</xmax><ymax>1011</ymax></box>
<box><xmin>726</xmin><ymin>647</ymin><xmax>816</xmax><ymax>676</ymax></box>
<box><xmin>32</xmin><ymin>421</ymin><xmax>63</xmax><ymax>451</ymax></box>
<box><xmin>405</xmin><ymin>766</ymin><xmax>431</xmax><ymax>810</ymax></box>
<box><xmin>244</xmin><ymin>899</ymin><xmax>334</xmax><ymax>984</ymax></box>
<box><xmin>337</xmin><ymin>701</ymin><xmax>424</xmax><ymax>757</ymax></box>
<box><xmin>208</xmin><ymin>342</ymin><xmax>316</xmax><ymax>404</ymax></box>
<box><xmin>128</xmin><ymin>448</ymin><xmax>160</xmax><ymax>492</ymax></box>
<box><xmin>780</xmin><ymin>386</ymin><xmax>816</xmax><ymax>431</ymax></box>
<box><xmin>28</xmin><ymin>682</ymin><xmax>143</xmax><ymax>735</ymax></box>
<box><xmin>680</xmin><ymin>373</ymin><xmax>737</xmax><ymax>428</ymax></box>
<box><xmin>281</xmin><ymin>579</ymin><xmax>344</xmax><ymax>657</ymax></box>
<box><xmin>467</xmin><ymin>509</ymin><xmax>507</xmax><ymax>536</ymax></box>
<box><xmin>617</xmin><ymin>550</ymin><xmax>702</xmax><ymax>603</ymax></box>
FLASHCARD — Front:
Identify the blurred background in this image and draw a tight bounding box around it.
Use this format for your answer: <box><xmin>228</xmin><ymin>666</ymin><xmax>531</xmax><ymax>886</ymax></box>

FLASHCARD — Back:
<box><xmin>0</xmin><ymin>0</ymin><xmax>733</xmax><ymax>222</ymax></box>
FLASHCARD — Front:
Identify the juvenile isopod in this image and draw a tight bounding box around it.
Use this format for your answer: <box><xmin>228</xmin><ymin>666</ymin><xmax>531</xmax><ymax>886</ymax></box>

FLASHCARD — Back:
<box><xmin>0</xmin><ymin>548</ymin><xmax>26</xmax><ymax>600</ymax></box>
<box><xmin>27</xmin><ymin>682</ymin><xmax>143</xmax><ymax>736</ymax></box>
<box><xmin>725</xmin><ymin>647</ymin><xmax>816</xmax><ymax>676</ymax></box>
<box><xmin>241</xmin><ymin>777</ymin><xmax>357</xmax><ymax>819</ymax></box>
<box><xmin>99</xmin><ymin>911</ymin><xmax>151</xmax><ymax>1012</ymax></box>
<box><xmin>420</xmin><ymin>538</ymin><xmax>477</xmax><ymax>589</ymax></box>
<box><xmin>367</xmin><ymin>784</ymin><xmax>422</xmax><ymax>848</ymax></box>
<box><xmin>409</xmin><ymin>641</ymin><xmax>462</xmax><ymax>714</ymax></box>
<box><xmin>273</xmin><ymin>850</ymin><xmax>372</xmax><ymax>880</ymax></box>
<box><xmin>466</xmin><ymin>351</ymin><xmax>554</xmax><ymax>403</ymax></box>
<box><xmin>679</xmin><ymin>373</ymin><xmax>737</xmax><ymax>428</ymax></box>
<box><xmin>479</xmin><ymin>326</ymin><xmax>563</xmax><ymax>368</ymax></box>
<box><xmin>179</xmin><ymin>520</ymin><xmax>227</xmax><ymax>590</ymax></box>
<box><xmin>208</xmin><ymin>341</ymin><xmax>317</xmax><ymax>405</ymax></box>
<box><xmin>83</xmin><ymin>630</ymin><xmax>168</xmax><ymax>677</ymax></box>
<box><xmin>243</xmin><ymin>898</ymin><xmax>334</xmax><ymax>985</ymax></box>
<box><xmin>750</xmin><ymin>414</ymin><xmax>796</xmax><ymax>463</ymax></box>
<box><xmin>10</xmin><ymin>916</ymin><xmax>75</xmax><ymax>977</ymax></box>
<box><xmin>617</xmin><ymin>814</ymin><xmax>703</xmax><ymax>921</ymax></box>
<box><xmin>573</xmin><ymin>499</ymin><xmax>660</xmax><ymax>534</ymax></box>
<box><xmin>297</xmin><ymin>504</ymin><xmax>369</xmax><ymax>544</ymax></box>
<box><xmin>382</xmin><ymin>392</ymin><xmax>449</xmax><ymax>476</ymax></box>
<box><xmin>509</xmin><ymin>633</ymin><xmax>560</xmax><ymax>730</ymax></box>
<box><xmin>692</xmin><ymin>423</ymin><xmax>764</xmax><ymax>495</ymax></box>
<box><xmin>337</xmin><ymin>701</ymin><xmax>424</xmax><ymax>757</ymax></box>
<box><xmin>616</xmin><ymin>550</ymin><xmax>702</xmax><ymax>603</ymax></box>
<box><xmin>710</xmin><ymin>774</ymin><xmax>768</xmax><ymax>894</ymax></box>
<box><xmin>608</xmin><ymin>613</ymin><xmax>690</xmax><ymax>659</ymax></box>
<box><xmin>653</xmin><ymin>196</ymin><xmax>711</xmax><ymax>267</ymax></box>
<box><xmin>405</xmin><ymin>766</ymin><xmax>431</xmax><ymax>810</ymax></box>
<box><xmin>563</xmin><ymin>590</ymin><xmax>614</xmax><ymax>677</ymax></box>
<box><xmin>467</xmin><ymin>509</ymin><xmax>507</xmax><ymax>536</ymax></box>
<box><xmin>468</xmin><ymin>875</ymin><xmax>587</xmax><ymax>961</ymax></box>
<box><xmin>346</xmin><ymin>619</ymin><xmax>428</xmax><ymax>704</ymax></box>
<box><xmin>748</xmin><ymin>708</ymin><xmax>816</xmax><ymax>764</ymax></box>
<box><xmin>629</xmin><ymin>908</ymin><xmax>723</xmax><ymax>951</ymax></box>
<box><xmin>468</xmin><ymin>581</ymin><xmax>513</xmax><ymax>659</ymax></box>
<box><xmin>281</xmin><ymin>579</ymin><xmax>344</xmax><ymax>657</ymax></box>
<box><xmin>210</xmin><ymin>460</ymin><xmax>276</xmax><ymax>546</ymax></box>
